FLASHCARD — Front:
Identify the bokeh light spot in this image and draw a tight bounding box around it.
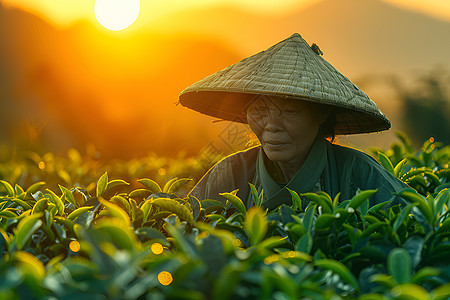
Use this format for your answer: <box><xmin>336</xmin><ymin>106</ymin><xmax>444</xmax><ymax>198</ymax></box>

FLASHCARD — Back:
<box><xmin>232</xmin><ymin>239</ymin><xmax>242</xmax><ymax>247</ymax></box>
<box><xmin>151</xmin><ymin>242</ymin><xmax>164</xmax><ymax>255</ymax></box>
<box><xmin>158</xmin><ymin>168</ymin><xmax>167</xmax><ymax>176</ymax></box>
<box><xmin>69</xmin><ymin>240</ymin><xmax>81</xmax><ymax>252</ymax></box>
<box><xmin>158</xmin><ymin>271</ymin><xmax>173</xmax><ymax>286</ymax></box>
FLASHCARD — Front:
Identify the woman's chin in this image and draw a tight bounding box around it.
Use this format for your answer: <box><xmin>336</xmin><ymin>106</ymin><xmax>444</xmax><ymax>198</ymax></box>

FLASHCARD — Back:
<box><xmin>263</xmin><ymin>146</ymin><xmax>292</xmax><ymax>162</ymax></box>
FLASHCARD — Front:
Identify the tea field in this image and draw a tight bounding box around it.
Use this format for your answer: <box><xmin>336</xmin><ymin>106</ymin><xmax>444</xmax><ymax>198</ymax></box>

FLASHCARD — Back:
<box><xmin>1</xmin><ymin>132</ymin><xmax>450</xmax><ymax>299</ymax></box>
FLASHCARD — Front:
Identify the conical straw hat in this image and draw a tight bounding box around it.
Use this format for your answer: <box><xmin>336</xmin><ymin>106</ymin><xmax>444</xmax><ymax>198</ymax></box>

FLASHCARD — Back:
<box><xmin>179</xmin><ymin>33</ymin><xmax>390</xmax><ymax>134</ymax></box>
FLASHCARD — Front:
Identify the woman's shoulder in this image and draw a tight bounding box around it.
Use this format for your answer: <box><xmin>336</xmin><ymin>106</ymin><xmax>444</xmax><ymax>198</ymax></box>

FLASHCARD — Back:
<box><xmin>213</xmin><ymin>146</ymin><xmax>260</xmax><ymax>170</ymax></box>
<box><xmin>330</xmin><ymin>143</ymin><xmax>379</xmax><ymax>167</ymax></box>
<box><xmin>189</xmin><ymin>146</ymin><xmax>260</xmax><ymax>202</ymax></box>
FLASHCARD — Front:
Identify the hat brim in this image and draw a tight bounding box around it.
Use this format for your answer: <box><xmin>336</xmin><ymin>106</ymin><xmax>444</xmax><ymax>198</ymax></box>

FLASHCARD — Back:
<box><xmin>179</xmin><ymin>90</ymin><xmax>390</xmax><ymax>135</ymax></box>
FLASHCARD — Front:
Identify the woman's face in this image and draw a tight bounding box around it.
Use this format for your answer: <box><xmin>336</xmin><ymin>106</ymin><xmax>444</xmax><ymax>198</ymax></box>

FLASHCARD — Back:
<box><xmin>246</xmin><ymin>95</ymin><xmax>328</xmax><ymax>165</ymax></box>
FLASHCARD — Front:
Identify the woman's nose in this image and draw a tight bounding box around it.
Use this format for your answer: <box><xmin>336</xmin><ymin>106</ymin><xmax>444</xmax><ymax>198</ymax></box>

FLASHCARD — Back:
<box><xmin>264</xmin><ymin>111</ymin><xmax>284</xmax><ymax>132</ymax></box>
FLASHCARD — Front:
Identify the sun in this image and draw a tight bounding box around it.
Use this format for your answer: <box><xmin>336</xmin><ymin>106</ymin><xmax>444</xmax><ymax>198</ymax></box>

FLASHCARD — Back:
<box><xmin>94</xmin><ymin>0</ymin><xmax>140</xmax><ymax>31</ymax></box>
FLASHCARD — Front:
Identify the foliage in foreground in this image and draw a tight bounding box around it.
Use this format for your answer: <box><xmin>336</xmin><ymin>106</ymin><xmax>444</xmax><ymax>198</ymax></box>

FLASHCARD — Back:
<box><xmin>0</xmin><ymin>133</ymin><xmax>450</xmax><ymax>299</ymax></box>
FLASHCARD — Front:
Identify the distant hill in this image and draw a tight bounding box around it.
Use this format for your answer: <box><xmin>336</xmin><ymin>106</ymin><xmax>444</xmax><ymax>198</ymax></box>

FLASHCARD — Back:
<box><xmin>149</xmin><ymin>0</ymin><xmax>450</xmax><ymax>78</ymax></box>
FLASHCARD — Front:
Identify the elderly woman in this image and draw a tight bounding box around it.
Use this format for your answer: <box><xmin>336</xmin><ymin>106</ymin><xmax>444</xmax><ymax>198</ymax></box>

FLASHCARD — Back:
<box><xmin>179</xmin><ymin>33</ymin><xmax>407</xmax><ymax>210</ymax></box>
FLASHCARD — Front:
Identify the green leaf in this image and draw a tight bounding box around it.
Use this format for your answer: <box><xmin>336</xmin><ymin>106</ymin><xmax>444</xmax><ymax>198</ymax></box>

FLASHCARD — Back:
<box><xmin>411</xmin><ymin>267</ymin><xmax>440</xmax><ymax>284</ymax></box>
<box><xmin>67</xmin><ymin>206</ymin><xmax>94</xmax><ymax>221</ymax></box>
<box><xmin>404</xmin><ymin>236</ymin><xmax>424</xmax><ymax>269</ymax></box>
<box><xmin>96</xmin><ymin>172</ymin><xmax>108</xmax><ymax>197</ymax></box>
<box><xmin>244</xmin><ymin>206</ymin><xmax>267</xmax><ymax>245</ymax></box>
<box><xmin>314</xmin><ymin>213</ymin><xmax>335</xmax><ymax>230</ymax></box>
<box><xmin>378</xmin><ymin>152</ymin><xmax>394</xmax><ymax>174</ymax></box>
<box><xmin>129</xmin><ymin>189</ymin><xmax>152</xmax><ymax>200</ymax></box>
<box><xmin>110</xmin><ymin>195</ymin><xmax>131</xmax><ymax>214</ymax></box>
<box><xmin>137</xmin><ymin>178</ymin><xmax>162</xmax><ymax>194</ymax></box>
<box><xmin>220</xmin><ymin>190</ymin><xmax>246</xmax><ymax>215</ymax></box>
<box><xmin>431</xmin><ymin>283</ymin><xmax>450</xmax><ymax>300</ymax></box>
<box><xmin>152</xmin><ymin>198</ymin><xmax>194</xmax><ymax>224</ymax></box>
<box><xmin>12</xmin><ymin>198</ymin><xmax>32</xmax><ymax>211</ymax></box>
<box><xmin>94</xmin><ymin>218</ymin><xmax>138</xmax><ymax>250</ymax></box>
<box><xmin>369</xmin><ymin>274</ymin><xmax>395</xmax><ymax>288</ymax></box>
<box><xmin>14</xmin><ymin>184</ymin><xmax>24</xmax><ymax>197</ymax></box>
<box><xmin>102</xmin><ymin>179</ymin><xmax>130</xmax><ymax>199</ymax></box>
<box><xmin>394</xmin><ymin>158</ymin><xmax>408</xmax><ymax>178</ymax></box>
<box><xmin>14</xmin><ymin>213</ymin><xmax>43</xmax><ymax>250</ymax></box>
<box><xmin>98</xmin><ymin>197</ymin><xmax>131</xmax><ymax>226</ymax></box>
<box><xmin>256</xmin><ymin>236</ymin><xmax>288</xmax><ymax>250</ymax></box>
<box><xmin>166</xmin><ymin>178</ymin><xmax>192</xmax><ymax>194</ymax></box>
<box><xmin>300</xmin><ymin>192</ymin><xmax>332</xmax><ymax>214</ymax></box>
<box><xmin>248</xmin><ymin>183</ymin><xmax>261</xmax><ymax>207</ymax></box>
<box><xmin>14</xmin><ymin>251</ymin><xmax>46</xmax><ymax>281</ymax></box>
<box><xmin>25</xmin><ymin>181</ymin><xmax>46</xmax><ymax>195</ymax></box>
<box><xmin>390</xmin><ymin>284</ymin><xmax>429</xmax><ymax>300</ymax></box>
<box><xmin>188</xmin><ymin>195</ymin><xmax>201</xmax><ymax>221</ymax></box>
<box><xmin>347</xmin><ymin>189</ymin><xmax>377</xmax><ymax>210</ymax></box>
<box><xmin>388</xmin><ymin>248</ymin><xmax>412</xmax><ymax>284</ymax></box>
<box><xmin>303</xmin><ymin>205</ymin><xmax>315</xmax><ymax>232</ymax></box>
<box><xmin>368</xmin><ymin>200</ymin><xmax>391</xmax><ymax>212</ymax></box>
<box><xmin>31</xmin><ymin>198</ymin><xmax>48</xmax><ymax>214</ymax></box>
<box><xmin>287</xmin><ymin>188</ymin><xmax>302</xmax><ymax>211</ymax></box>
<box><xmin>314</xmin><ymin>259</ymin><xmax>359</xmax><ymax>290</ymax></box>
<box><xmin>295</xmin><ymin>233</ymin><xmax>312</xmax><ymax>254</ymax></box>
<box><xmin>162</xmin><ymin>177</ymin><xmax>179</xmax><ymax>193</ymax></box>
<box><xmin>0</xmin><ymin>208</ymin><xmax>18</xmax><ymax>219</ymax></box>
<box><xmin>393</xmin><ymin>202</ymin><xmax>418</xmax><ymax>232</ymax></box>
<box><xmin>332</xmin><ymin>192</ymin><xmax>341</xmax><ymax>211</ymax></box>
<box><xmin>397</xmin><ymin>189</ymin><xmax>433</xmax><ymax>223</ymax></box>
<box><xmin>140</xmin><ymin>199</ymin><xmax>153</xmax><ymax>223</ymax></box>
<box><xmin>0</xmin><ymin>180</ymin><xmax>15</xmax><ymax>197</ymax></box>
<box><xmin>46</xmin><ymin>189</ymin><xmax>64</xmax><ymax>216</ymax></box>
<box><xmin>59</xmin><ymin>185</ymin><xmax>77</xmax><ymax>207</ymax></box>
<box><xmin>435</xmin><ymin>188</ymin><xmax>449</xmax><ymax>217</ymax></box>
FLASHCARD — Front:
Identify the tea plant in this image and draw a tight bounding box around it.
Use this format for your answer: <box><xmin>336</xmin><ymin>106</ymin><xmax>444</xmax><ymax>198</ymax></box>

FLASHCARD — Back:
<box><xmin>0</xmin><ymin>133</ymin><xmax>449</xmax><ymax>299</ymax></box>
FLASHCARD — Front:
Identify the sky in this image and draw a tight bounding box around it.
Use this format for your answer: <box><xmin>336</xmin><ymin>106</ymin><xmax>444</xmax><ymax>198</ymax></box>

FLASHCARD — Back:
<box><xmin>2</xmin><ymin>0</ymin><xmax>450</xmax><ymax>29</ymax></box>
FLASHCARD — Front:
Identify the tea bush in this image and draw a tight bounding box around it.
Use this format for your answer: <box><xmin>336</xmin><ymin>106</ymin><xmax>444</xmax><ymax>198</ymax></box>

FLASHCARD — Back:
<box><xmin>1</xmin><ymin>132</ymin><xmax>449</xmax><ymax>299</ymax></box>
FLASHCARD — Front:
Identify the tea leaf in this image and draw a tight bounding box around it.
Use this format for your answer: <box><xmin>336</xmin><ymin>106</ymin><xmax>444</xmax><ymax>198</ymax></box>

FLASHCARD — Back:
<box><xmin>388</xmin><ymin>248</ymin><xmax>412</xmax><ymax>284</ymax></box>
<box><xmin>220</xmin><ymin>190</ymin><xmax>246</xmax><ymax>215</ymax></box>
<box><xmin>301</xmin><ymin>192</ymin><xmax>332</xmax><ymax>214</ymax></box>
<box><xmin>287</xmin><ymin>188</ymin><xmax>302</xmax><ymax>211</ymax></box>
<box><xmin>314</xmin><ymin>259</ymin><xmax>359</xmax><ymax>290</ymax></box>
<box><xmin>14</xmin><ymin>213</ymin><xmax>43</xmax><ymax>250</ymax></box>
<box><xmin>137</xmin><ymin>178</ymin><xmax>162</xmax><ymax>194</ymax></box>
<box><xmin>378</xmin><ymin>152</ymin><xmax>394</xmax><ymax>174</ymax></box>
<box><xmin>96</xmin><ymin>172</ymin><xmax>108</xmax><ymax>197</ymax></box>
<box><xmin>166</xmin><ymin>178</ymin><xmax>192</xmax><ymax>194</ymax></box>
<box><xmin>152</xmin><ymin>198</ymin><xmax>194</xmax><ymax>224</ymax></box>
<box><xmin>14</xmin><ymin>251</ymin><xmax>46</xmax><ymax>281</ymax></box>
<box><xmin>46</xmin><ymin>189</ymin><xmax>64</xmax><ymax>215</ymax></box>
<box><xmin>244</xmin><ymin>206</ymin><xmax>267</xmax><ymax>245</ymax></box>
<box><xmin>98</xmin><ymin>197</ymin><xmax>131</xmax><ymax>226</ymax></box>
<box><xmin>67</xmin><ymin>206</ymin><xmax>94</xmax><ymax>221</ymax></box>
<box><xmin>0</xmin><ymin>180</ymin><xmax>15</xmax><ymax>197</ymax></box>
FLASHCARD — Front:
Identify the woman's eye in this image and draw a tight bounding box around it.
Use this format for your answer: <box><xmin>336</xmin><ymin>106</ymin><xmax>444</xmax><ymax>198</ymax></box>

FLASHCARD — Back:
<box><xmin>284</xmin><ymin>110</ymin><xmax>300</xmax><ymax>117</ymax></box>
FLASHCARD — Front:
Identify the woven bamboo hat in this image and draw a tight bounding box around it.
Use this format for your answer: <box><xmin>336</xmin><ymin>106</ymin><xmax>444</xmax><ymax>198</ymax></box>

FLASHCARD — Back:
<box><xmin>179</xmin><ymin>33</ymin><xmax>390</xmax><ymax>134</ymax></box>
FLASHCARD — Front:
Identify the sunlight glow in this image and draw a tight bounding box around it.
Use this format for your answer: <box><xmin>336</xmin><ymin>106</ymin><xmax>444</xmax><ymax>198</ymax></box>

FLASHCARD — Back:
<box><xmin>94</xmin><ymin>0</ymin><xmax>140</xmax><ymax>31</ymax></box>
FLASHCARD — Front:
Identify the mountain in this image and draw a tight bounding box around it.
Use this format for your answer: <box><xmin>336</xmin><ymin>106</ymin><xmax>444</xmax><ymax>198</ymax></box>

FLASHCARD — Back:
<box><xmin>149</xmin><ymin>0</ymin><xmax>450</xmax><ymax>78</ymax></box>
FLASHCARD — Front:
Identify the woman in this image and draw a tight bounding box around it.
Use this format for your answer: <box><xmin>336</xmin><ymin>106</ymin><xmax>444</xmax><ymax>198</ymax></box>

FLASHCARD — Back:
<box><xmin>179</xmin><ymin>33</ymin><xmax>407</xmax><ymax>210</ymax></box>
